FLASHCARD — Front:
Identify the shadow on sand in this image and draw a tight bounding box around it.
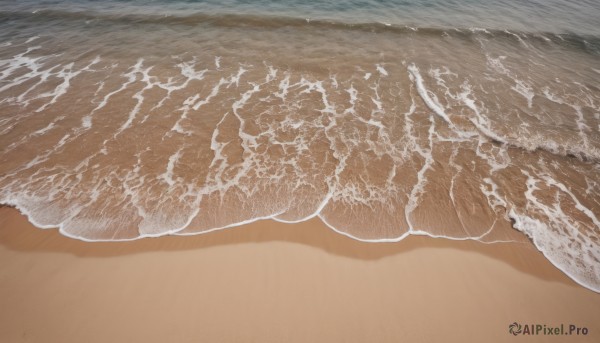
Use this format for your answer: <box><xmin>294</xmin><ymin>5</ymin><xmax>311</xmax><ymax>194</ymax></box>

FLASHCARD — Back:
<box><xmin>0</xmin><ymin>206</ymin><xmax>574</xmax><ymax>287</ymax></box>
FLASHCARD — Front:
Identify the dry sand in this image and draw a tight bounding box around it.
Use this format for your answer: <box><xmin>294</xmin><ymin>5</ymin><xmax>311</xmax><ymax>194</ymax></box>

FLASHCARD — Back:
<box><xmin>0</xmin><ymin>206</ymin><xmax>598</xmax><ymax>342</ymax></box>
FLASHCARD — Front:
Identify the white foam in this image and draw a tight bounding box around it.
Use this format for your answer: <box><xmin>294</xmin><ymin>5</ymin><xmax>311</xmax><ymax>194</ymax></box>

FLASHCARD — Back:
<box><xmin>509</xmin><ymin>207</ymin><xmax>600</xmax><ymax>292</ymax></box>
<box><xmin>193</xmin><ymin>78</ymin><xmax>227</xmax><ymax>110</ymax></box>
<box><xmin>329</xmin><ymin>74</ymin><xmax>338</xmax><ymax>89</ymax></box>
<box><xmin>480</xmin><ymin>177</ymin><xmax>507</xmax><ymax>210</ymax></box>
<box><xmin>485</xmin><ymin>55</ymin><xmax>510</xmax><ymax>75</ymax></box>
<box><xmin>375</xmin><ymin>64</ymin><xmax>388</xmax><ymax>77</ymax></box>
<box><xmin>92</xmin><ymin>59</ymin><xmax>144</xmax><ymax>113</ymax></box>
<box><xmin>503</xmin><ymin>30</ymin><xmax>530</xmax><ymax>48</ymax></box>
<box><xmin>458</xmin><ymin>82</ymin><xmax>510</xmax><ymax>148</ymax></box>
<box><xmin>470</xmin><ymin>27</ymin><xmax>491</xmax><ymax>34</ymax></box>
<box><xmin>274</xmin><ymin>72</ymin><xmax>291</xmax><ymax>101</ymax></box>
<box><xmin>227</xmin><ymin>66</ymin><xmax>247</xmax><ymax>88</ymax></box>
<box><xmin>343</xmin><ymin>84</ymin><xmax>357</xmax><ymax>115</ymax></box>
<box><xmin>116</xmin><ymin>63</ymin><xmax>155</xmax><ymax>134</ymax></box>
<box><xmin>511</xmin><ymin>79</ymin><xmax>534</xmax><ymax>108</ymax></box>
<box><xmin>171</xmin><ymin>94</ymin><xmax>200</xmax><ymax>134</ymax></box>
<box><xmin>265</xmin><ymin>63</ymin><xmax>277</xmax><ymax>83</ymax></box>
<box><xmin>32</xmin><ymin>57</ymin><xmax>101</xmax><ymax>112</ymax></box>
<box><xmin>159</xmin><ymin>149</ymin><xmax>183</xmax><ymax>187</ymax></box>
<box><xmin>507</xmin><ymin>171</ymin><xmax>600</xmax><ymax>292</ymax></box>
<box><xmin>407</xmin><ymin>64</ymin><xmax>452</xmax><ymax>124</ymax></box>
<box><xmin>542</xmin><ymin>87</ymin><xmax>593</xmax><ymax>154</ymax></box>
<box><xmin>25</xmin><ymin>36</ymin><xmax>40</xmax><ymax>43</ymax></box>
<box><xmin>404</xmin><ymin>102</ymin><xmax>435</xmax><ymax>232</ymax></box>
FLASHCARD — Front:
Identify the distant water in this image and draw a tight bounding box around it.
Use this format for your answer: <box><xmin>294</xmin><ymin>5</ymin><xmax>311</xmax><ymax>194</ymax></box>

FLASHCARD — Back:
<box><xmin>0</xmin><ymin>1</ymin><xmax>599</xmax><ymax>292</ymax></box>
<box><xmin>4</xmin><ymin>0</ymin><xmax>600</xmax><ymax>36</ymax></box>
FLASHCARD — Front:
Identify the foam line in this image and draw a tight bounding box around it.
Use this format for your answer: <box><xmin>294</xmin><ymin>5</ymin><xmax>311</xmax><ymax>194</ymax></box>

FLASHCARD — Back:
<box><xmin>408</xmin><ymin>64</ymin><xmax>452</xmax><ymax>125</ymax></box>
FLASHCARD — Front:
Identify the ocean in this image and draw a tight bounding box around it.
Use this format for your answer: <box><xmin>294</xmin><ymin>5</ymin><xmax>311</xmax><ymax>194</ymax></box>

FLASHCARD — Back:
<box><xmin>0</xmin><ymin>0</ymin><xmax>598</xmax><ymax>292</ymax></box>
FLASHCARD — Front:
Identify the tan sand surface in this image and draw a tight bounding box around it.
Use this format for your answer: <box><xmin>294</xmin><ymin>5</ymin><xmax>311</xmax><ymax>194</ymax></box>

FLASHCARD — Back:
<box><xmin>0</xmin><ymin>207</ymin><xmax>598</xmax><ymax>342</ymax></box>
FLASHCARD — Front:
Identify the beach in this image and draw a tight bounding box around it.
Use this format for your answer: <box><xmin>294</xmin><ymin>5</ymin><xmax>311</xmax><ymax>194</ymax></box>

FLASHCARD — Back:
<box><xmin>1</xmin><ymin>206</ymin><xmax>598</xmax><ymax>342</ymax></box>
<box><xmin>1</xmin><ymin>1</ymin><xmax>599</xmax><ymax>340</ymax></box>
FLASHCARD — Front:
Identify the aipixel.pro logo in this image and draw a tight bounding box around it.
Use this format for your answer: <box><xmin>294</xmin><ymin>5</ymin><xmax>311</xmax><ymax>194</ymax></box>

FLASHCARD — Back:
<box><xmin>509</xmin><ymin>322</ymin><xmax>588</xmax><ymax>336</ymax></box>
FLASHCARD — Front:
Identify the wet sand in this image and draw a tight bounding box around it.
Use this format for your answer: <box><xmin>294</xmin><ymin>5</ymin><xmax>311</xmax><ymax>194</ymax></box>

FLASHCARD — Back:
<box><xmin>0</xmin><ymin>206</ymin><xmax>598</xmax><ymax>342</ymax></box>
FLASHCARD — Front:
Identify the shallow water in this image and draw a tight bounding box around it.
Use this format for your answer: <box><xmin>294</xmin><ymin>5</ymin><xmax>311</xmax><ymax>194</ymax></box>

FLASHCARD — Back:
<box><xmin>0</xmin><ymin>1</ymin><xmax>599</xmax><ymax>292</ymax></box>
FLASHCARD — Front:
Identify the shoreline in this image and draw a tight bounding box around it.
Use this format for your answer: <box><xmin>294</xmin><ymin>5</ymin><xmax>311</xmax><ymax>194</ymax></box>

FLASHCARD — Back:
<box><xmin>1</xmin><ymin>206</ymin><xmax>598</xmax><ymax>342</ymax></box>
<box><xmin>3</xmin><ymin>203</ymin><xmax>595</xmax><ymax>292</ymax></box>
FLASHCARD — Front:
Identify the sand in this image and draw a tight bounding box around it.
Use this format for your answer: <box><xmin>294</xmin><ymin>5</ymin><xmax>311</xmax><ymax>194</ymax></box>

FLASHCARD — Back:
<box><xmin>0</xmin><ymin>206</ymin><xmax>598</xmax><ymax>342</ymax></box>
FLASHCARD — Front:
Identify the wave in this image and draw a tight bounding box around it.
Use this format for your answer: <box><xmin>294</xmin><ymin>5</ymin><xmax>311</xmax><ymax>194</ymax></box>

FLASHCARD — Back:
<box><xmin>1</xmin><ymin>9</ymin><xmax>599</xmax><ymax>53</ymax></box>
